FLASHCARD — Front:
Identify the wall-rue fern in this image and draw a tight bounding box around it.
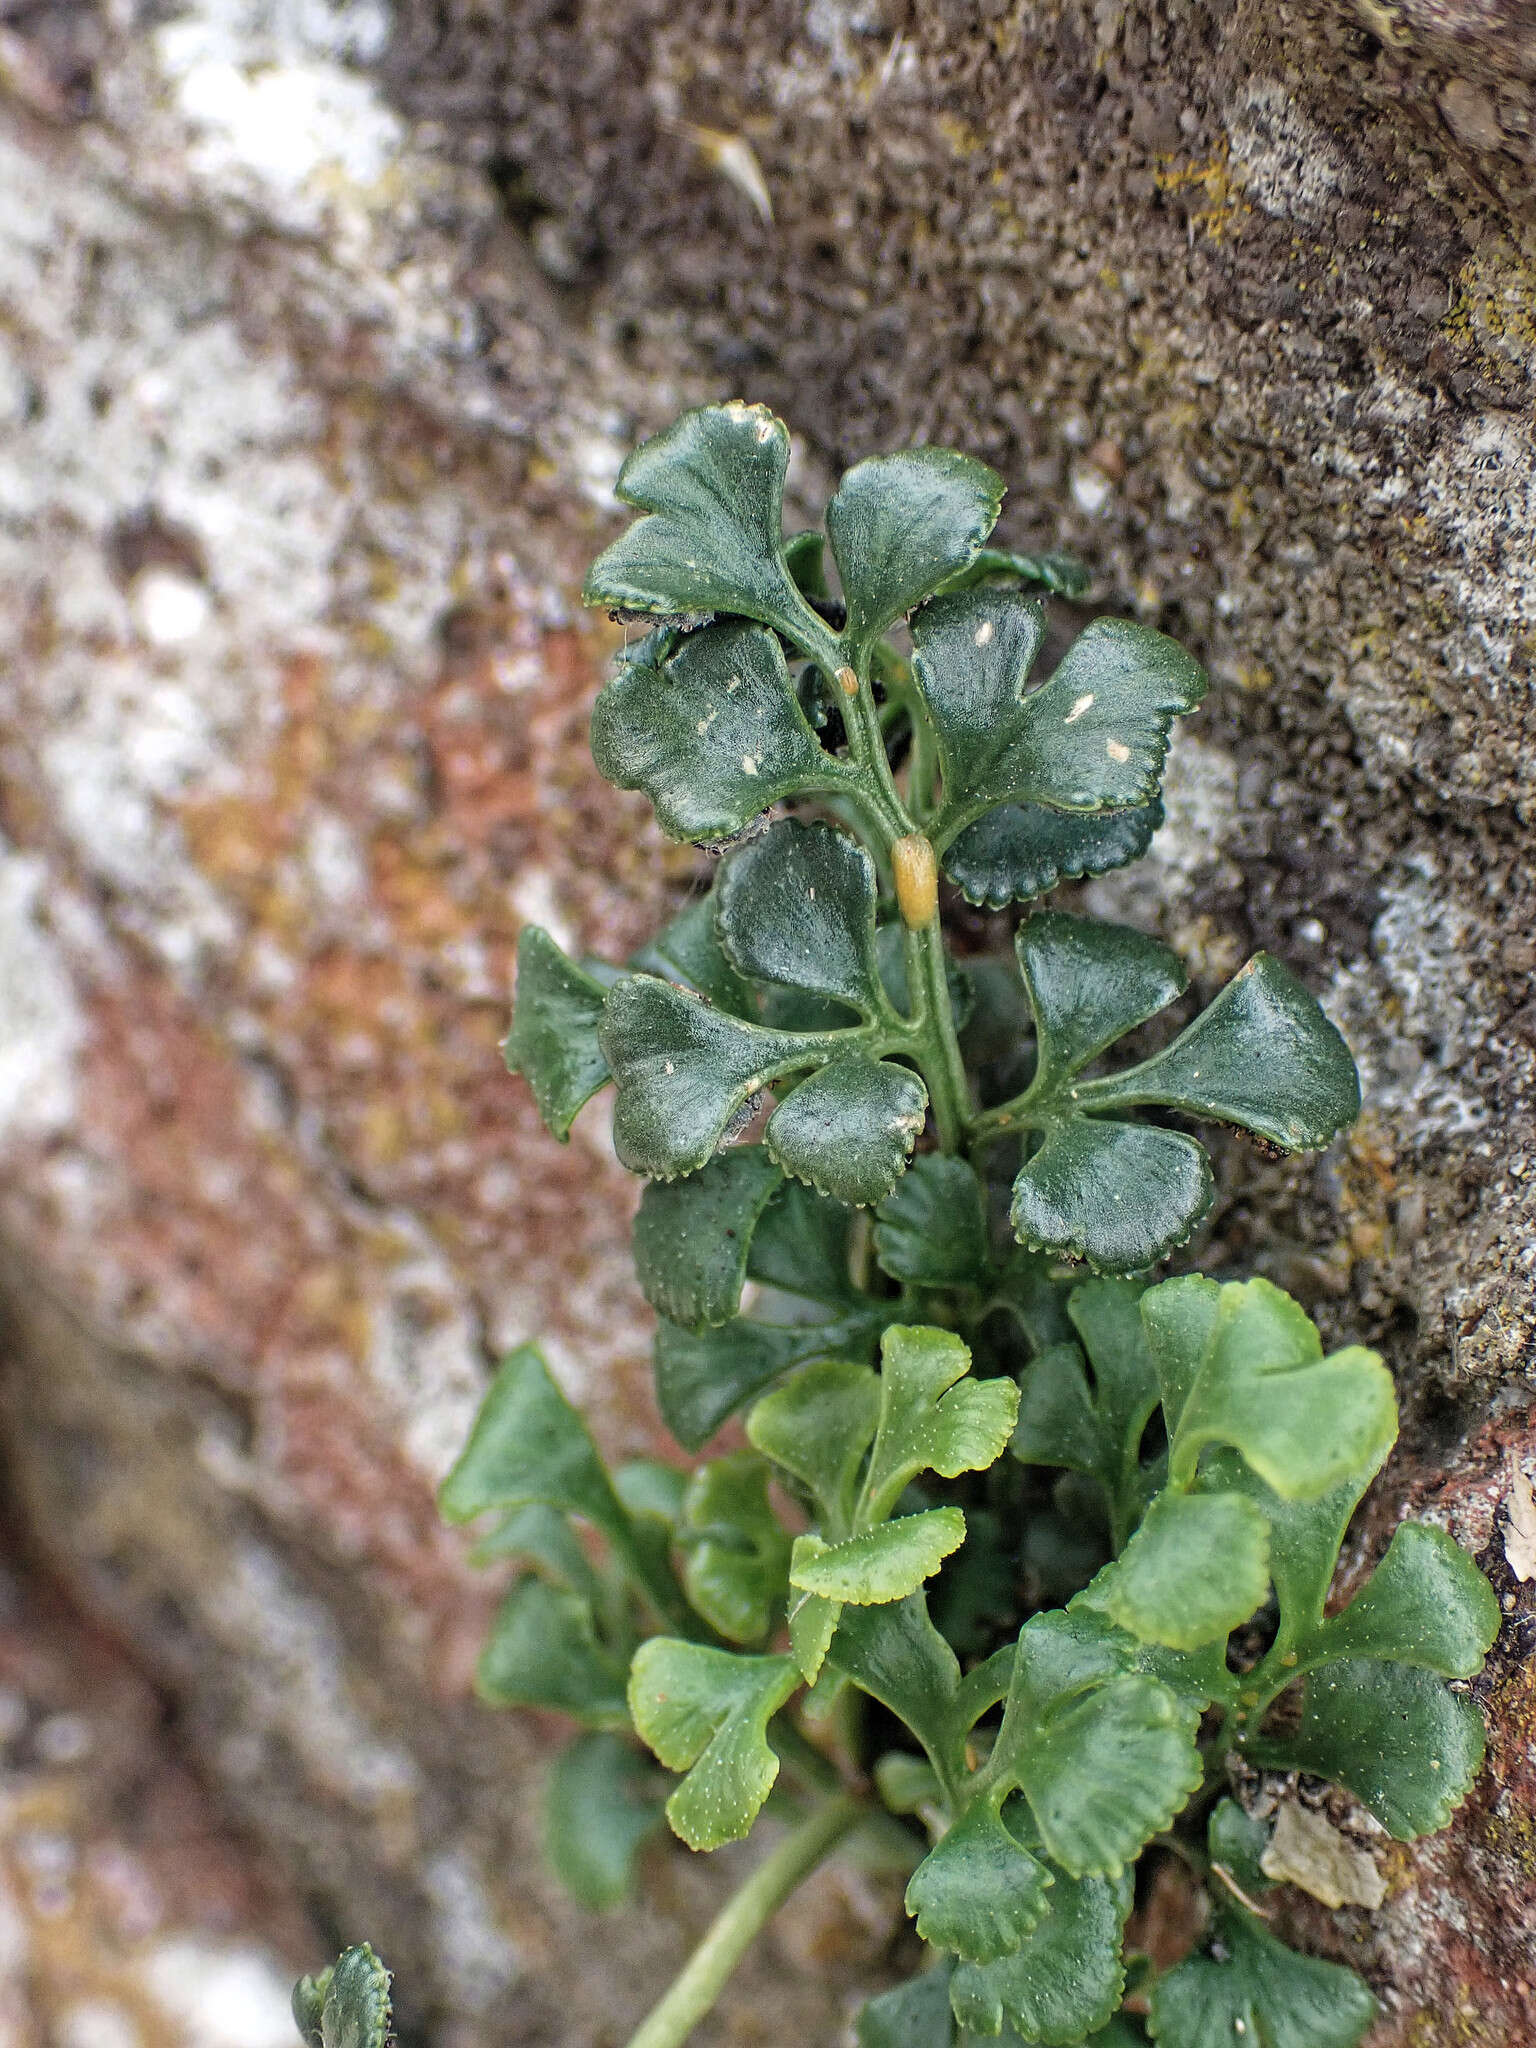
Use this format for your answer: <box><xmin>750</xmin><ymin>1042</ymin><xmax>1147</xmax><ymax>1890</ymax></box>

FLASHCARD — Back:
<box><xmin>293</xmin><ymin>405</ymin><xmax>1499</xmax><ymax>2048</ymax></box>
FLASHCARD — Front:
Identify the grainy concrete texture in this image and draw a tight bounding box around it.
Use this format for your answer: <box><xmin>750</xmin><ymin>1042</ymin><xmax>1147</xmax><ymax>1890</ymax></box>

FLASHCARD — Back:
<box><xmin>0</xmin><ymin>1</ymin><xmax>1532</xmax><ymax>2043</ymax></box>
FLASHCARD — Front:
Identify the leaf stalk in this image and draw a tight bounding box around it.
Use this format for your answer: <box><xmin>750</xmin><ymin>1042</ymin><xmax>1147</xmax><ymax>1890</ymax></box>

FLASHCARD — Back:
<box><xmin>623</xmin><ymin>1791</ymin><xmax>865</xmax><ymax>2048</ymax></box>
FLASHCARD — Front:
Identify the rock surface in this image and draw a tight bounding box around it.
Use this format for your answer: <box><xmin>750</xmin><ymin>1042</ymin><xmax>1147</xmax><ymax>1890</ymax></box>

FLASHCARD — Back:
<box><xmin>0</xmin><ymin>1533</ymin><xmax>316</xmax><ymax>2048</ymax></box>
<box><xmin>0</xmin><ymin>1</ymin><xmax>1532</xmax><ymax>2042</ymax></box>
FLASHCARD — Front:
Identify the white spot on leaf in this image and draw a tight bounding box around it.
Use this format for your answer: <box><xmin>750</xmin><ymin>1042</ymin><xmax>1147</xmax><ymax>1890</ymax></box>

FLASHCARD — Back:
<box><xmin>1106</xmin><ymin>739</ymin><xmax>1131</xmax><ymax>763</ymax></box>
<box><xmin>1064</xmin><ymin>692</ymin><xmax>1096</xmax><ymax>724</ymax></box>
<box><xmin>974</xmin><ymin>619</ymin><xmax>994</xmax><ymax>648</ymax></box>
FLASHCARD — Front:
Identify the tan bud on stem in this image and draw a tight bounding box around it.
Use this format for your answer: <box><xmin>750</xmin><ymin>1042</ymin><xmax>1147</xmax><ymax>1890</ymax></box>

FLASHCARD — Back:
<box><xmin>836</xmin><ymin>665</ymin><xmax>859</xmax><ymax>697</ymax></box>
<box><xmin>892</xmin><ymin>834</ymin><xmax>939</xmax><ymax>930</ymax></box>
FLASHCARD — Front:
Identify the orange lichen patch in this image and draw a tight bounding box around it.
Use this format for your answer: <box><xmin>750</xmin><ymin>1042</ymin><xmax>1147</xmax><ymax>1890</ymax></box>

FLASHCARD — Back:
<box><xmin>1153</xmin><ymin>142</ymin><xmax>1251</xmax><ymax>242</ymax></box>
<box><xmin>161</xmin><ymin>559</ymin><xmax>693</xmax><ymax>1612</ymax></box>
<box><xmin>178</xmin><ymin>659</ymin><xmax>360</xmax><ymax>942</ymax></box>
<box><xmin>1342</xmin><ymin>1119</ymin><xmax>1399</xmax><ymax>1217</ymax></box>
<box><xmin>12</xmin><ymin>959</ymin><xmax>496</xmax><ymax>1671</ymax></box>
<box><xmin>47</xmin><ymin>973</ymin><xmax>311</xmax><ymax>1367</ymax></box>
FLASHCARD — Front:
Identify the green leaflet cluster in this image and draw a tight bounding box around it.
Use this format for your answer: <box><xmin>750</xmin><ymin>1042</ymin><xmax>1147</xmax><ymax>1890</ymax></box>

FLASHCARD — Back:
<box><xmin>436</xmin><ymin>1283</ymin><xmax>1495</xmax><ymax>2047</ymax></box>
<box><xmin>505</xmin><ymin>401</ymin><xmax>1357</xmax><ymax>1261</ymax></box>
<box><xmin>294</xmin><ymin>408</ymin><xmax>1498</xmax><ymax>2048</ymax></box>
<box><xmin>292</xmin><ymin>1947</ymin><xmax>391</xmax><ymax>2048</ymax></box>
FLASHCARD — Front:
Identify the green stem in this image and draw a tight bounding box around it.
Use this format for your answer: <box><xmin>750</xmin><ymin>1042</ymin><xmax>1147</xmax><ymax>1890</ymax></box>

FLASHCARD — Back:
<box><xmin>1199</xmin><ymin>1650</ymin><xmax>1292</xmax><ymax>1783</ymax></box>
<box><xmin>906</xmin><ymin>699</ymin><xmax>939</xmax><ymax>821</ymax></box>
<box><xmin>847</xmin><ymin>683</ymin><xmax>914</xmax><ymax>842</ymax></box>
<box><xmin>906</xmin><ymin>917</ymin><xmax>971</xmax><ymax>1153</ymax></box>
<box><xmin>1220</xmin><ymin>1651</ymin><xmax>1308</xmax><ymax>1761</ymax></box>
<box><xmin>815</xmin><ymin>650</ymin><xmax>974</xmax><ymax>1153</ymax></box>
<box><xmin>611</xmin><ymin>1526</ymin><xmax>698</xmax><ymax>1640</ymax></box>
<box><xmin>624</xmin><ymin>1792</ymin><xmax>864</xmax><ymax>2048</ymax></box>
<box><xmin>968</xmin><ymin>1090</ymin><xmax>1051</xmax><ymax>1151</ymax></box>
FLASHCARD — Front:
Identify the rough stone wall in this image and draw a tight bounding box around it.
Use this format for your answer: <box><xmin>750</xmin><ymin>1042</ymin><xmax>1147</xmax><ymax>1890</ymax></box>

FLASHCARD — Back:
<box><xmin>0</xmin><ymin>1</ymin><xmax>1532</xmax><ymax>2043</ymax></box>
<box><xmin>0</xmin><ymin>1522</ymin><xmax>319</xmax><ymax>2048</ymax></box>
